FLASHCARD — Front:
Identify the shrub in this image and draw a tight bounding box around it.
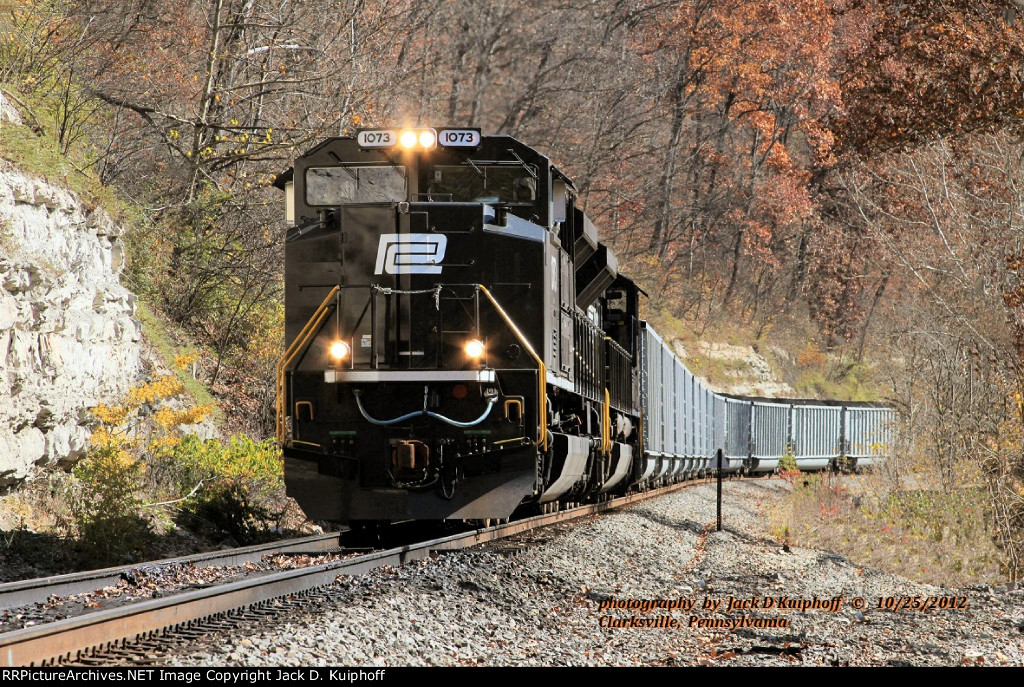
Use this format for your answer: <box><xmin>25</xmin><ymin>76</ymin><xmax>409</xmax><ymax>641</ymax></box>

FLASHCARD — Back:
<box><xmin>65</xmin><ymin>419</ymin><xmax>151</xmax><ymax>567</ymax></box>
<box><xmin>66</xmin><ymin>361</ymin><xmax>214</xmax><ymax>566</ymax></box>
<box><xmin>156</xmin><ymin>435</ymin><xmax>285</xmax><ymax>544</ymax></box>
<box><xmin>778</xmin><ymin>451</ymin><xmax>799</xmax><ymax>478</ymax></box>
<box><xmin>796</xmin><ymin>342</ymin><xmax>826</xmax><ymax>369</ymax></box>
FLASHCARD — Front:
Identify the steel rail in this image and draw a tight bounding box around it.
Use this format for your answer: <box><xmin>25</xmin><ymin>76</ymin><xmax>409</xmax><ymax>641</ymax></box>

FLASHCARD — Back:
<box><xmin>0</xmin><ymin>480</ymin><xmax>700</xmax><ymax>666</ymax></box>
<box><xmin>0</xmin><ymin>532</ymin><xmax>342</xmax><ymax>612</ymax></box>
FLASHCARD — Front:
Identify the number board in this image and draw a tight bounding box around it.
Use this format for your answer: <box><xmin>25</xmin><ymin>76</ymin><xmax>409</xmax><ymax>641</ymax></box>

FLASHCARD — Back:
<box><xmin>356</xmin><ymin>129</ymin><xmax>397</xmax><ymax>148</ymax></box>
<box><xmin>438</xmin><ymin>129</ymin><xmax>482</xmax><ymax>148</ymax></box>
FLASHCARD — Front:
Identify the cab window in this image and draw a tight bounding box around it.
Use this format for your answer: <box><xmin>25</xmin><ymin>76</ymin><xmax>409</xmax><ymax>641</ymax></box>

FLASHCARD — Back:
<box><xmin>305</xmin><ymin>165</ymin><xmax>407</xmax><ymax>205</ymax></box>
<box><xmin>430</xmin><ymin>165</ymin><xmax>536</xmax><ymax>204</ymax></box>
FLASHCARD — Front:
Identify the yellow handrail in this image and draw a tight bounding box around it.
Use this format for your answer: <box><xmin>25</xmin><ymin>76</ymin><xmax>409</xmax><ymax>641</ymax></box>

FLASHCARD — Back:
<box><xmin>276</xmin><ymin>286</ymin><xmax>339</xmax><ymax>443</ymax></box>
<box><xmin>295</xmin><ymin>400</ymin><xmax>314</xmax><ymax>421</ymax></box>
<box><xmin>503</xmin><ymin>398</ymin><xmax>524</xmax><ymax>422</ymax></box>
<box><xmin>477</xmin><ymin>285</ymin><xmax>548</xmax><ymax>452</ymax></box>
<box><xmin>603</xmin><ymin>388</ymin><xmax>611</xmax><ymax>453</ymax></box>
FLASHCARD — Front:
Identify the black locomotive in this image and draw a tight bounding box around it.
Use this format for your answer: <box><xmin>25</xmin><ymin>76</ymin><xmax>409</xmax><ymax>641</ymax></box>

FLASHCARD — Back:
<box><xmin>273</xmin><ymin>128</ymin><xmax>892</xmax><ymax>523</ymax></box>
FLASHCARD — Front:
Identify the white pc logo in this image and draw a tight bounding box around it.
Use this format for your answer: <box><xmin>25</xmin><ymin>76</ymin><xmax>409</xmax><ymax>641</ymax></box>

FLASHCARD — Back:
<box><xmin>374</xmin><ymin>233</ymin><xmax>447</xmax><ymax>275</ymax></box>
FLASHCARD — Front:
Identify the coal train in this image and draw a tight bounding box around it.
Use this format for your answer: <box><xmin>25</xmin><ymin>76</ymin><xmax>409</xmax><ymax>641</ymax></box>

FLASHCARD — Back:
<box><xmin>273</xmin><ymin>128</ymin><xmax>894</xmax><ymax>523</ymax></box>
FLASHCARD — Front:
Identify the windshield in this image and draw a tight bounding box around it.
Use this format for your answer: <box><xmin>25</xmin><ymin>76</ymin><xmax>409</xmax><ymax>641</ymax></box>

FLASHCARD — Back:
<box><xmin>306</xmin><ymin>165</ymin><xmax>407</xmax><ymax>205</ymax></box>
<box><xmin>430</xmin><ymin>165</ymin><xmax>536</xmax><ymax>203</ymax></box>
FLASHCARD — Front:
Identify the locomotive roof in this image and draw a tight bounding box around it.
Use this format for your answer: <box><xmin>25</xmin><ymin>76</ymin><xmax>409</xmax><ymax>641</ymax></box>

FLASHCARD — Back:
<box><xmin>273</xmin><ymin>132</ymin><xmax>577</xmax><ymax>193</ymax></box>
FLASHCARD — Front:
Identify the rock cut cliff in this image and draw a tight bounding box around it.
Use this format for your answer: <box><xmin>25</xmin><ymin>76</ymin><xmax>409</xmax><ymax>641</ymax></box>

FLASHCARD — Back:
<box><xmin>0</xmin><ymin>101</ymin><xmax>143</xmax><ymax>484</ymax></box>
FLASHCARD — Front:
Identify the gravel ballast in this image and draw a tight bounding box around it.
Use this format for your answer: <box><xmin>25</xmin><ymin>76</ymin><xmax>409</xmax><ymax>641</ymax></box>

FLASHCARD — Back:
<box><xmin>160</xmin><ymin>479</ymin><xmax>1024</xmax><ymax>666</ymax></box>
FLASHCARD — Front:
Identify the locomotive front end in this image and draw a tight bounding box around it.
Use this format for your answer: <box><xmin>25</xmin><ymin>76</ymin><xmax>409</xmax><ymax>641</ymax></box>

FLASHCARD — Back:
<box><xmin>277</xmin><ymin>129</ymin><xmax>553</xmax><ymax>522</ymax></box>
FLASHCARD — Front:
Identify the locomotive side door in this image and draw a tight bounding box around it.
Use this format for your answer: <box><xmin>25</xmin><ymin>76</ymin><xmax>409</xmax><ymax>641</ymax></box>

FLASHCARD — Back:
<box><xmin>552</xmin><ymin>178</ymin><xmax>575</xmax><ymax>380</ymax></box>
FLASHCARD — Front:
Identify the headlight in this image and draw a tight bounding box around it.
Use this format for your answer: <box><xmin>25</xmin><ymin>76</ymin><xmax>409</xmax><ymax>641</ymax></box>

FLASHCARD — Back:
<box><xmin>399</xmin><ymin>130</ymin><xmax>418</xmax><ymax>149</ymax></box>
<box><xmin>464</xmin><ymin>339</ymin><xmax>485</xmax><ymax>359</ymax></box>
<box><xmin>418</xmin><ymin>130</ymin><xmax>436</xmax><ymax>148</ymax></box>
<box><xmin>330</xmin><ymin>340</ymin><xmax>351</xmax><ymax>360</ymax></box>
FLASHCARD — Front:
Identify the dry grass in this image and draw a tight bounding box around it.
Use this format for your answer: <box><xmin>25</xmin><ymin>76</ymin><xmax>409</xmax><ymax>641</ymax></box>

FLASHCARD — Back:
<box><xmin>773</xmin><ymin>469</ymin><xmax>1004</xmax><ymax>587</ymax></box>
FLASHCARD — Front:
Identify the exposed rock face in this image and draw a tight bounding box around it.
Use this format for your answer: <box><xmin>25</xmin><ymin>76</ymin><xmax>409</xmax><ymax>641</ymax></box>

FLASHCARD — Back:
<box><xmin>672</xmin><ymin>339</ymin><xmax>795</xmax><ymax>398</ymax></box>
<box><xmin>0</xmin><ymin>160</ymin><xmax>142</xmax><ymax>484</ymax></box>
<box><xmin>0</xmin><ymin>94</ymin><xmax>21</xmax><ymax>126</ymax></box>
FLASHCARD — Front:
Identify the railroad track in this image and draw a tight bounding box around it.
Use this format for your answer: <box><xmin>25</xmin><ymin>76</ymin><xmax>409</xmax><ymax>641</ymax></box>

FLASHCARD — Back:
<box><xmin>0</xmin><ymin>532</ymin><xmax>343</xmax><ymax>613</ymax></box>
<box><xmin>0</xmin><ymin>478</ymin><xmax>711</xmax><ymax>666</ymax></box>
